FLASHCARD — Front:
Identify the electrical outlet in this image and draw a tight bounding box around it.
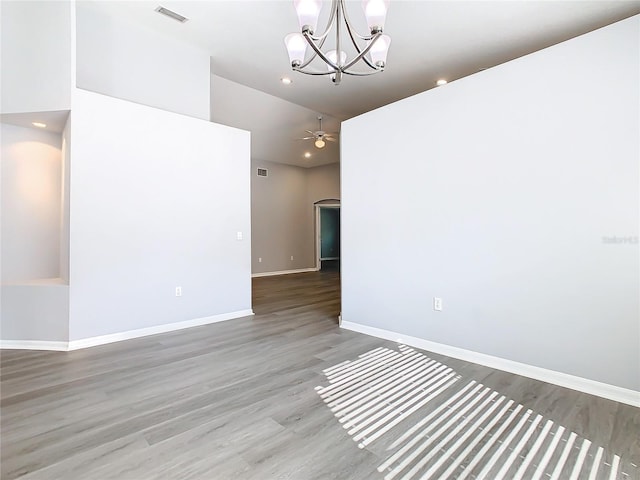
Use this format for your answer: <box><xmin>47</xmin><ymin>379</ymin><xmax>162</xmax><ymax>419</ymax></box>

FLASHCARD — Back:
<box><xmin>433</xmin><ymin>297</ymin><xmax>443</xmax><ymax>311</ymax></box>
<box><xmin>290</xmin><ymin>255</ymin><xmax>294</xmax><ymax>261</ymax></box>
<box><xmin>258</xmin><ymin>257</ymin><xmax>262</xmax><ymax>263</ymax></box>
<box><xmin>236</xmin><ymin>231</ymin><xmax>243</xmax><ymax>241</ymax></box>
<box><xmin>175</xmin><ymin>286</ymin><xmax>182</xmax><ymax>297</ymax></box>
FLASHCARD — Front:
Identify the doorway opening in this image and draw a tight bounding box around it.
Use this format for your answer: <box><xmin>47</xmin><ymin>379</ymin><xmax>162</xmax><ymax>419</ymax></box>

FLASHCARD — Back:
<box><xmin>315</xmin><ymin>203</ymin><xmax>340</xmax><ymax>271</ymax></box>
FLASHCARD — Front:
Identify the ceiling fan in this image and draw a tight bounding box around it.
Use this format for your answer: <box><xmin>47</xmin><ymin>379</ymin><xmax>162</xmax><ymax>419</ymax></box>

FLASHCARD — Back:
<box><xmin>298</xmin><ymin>116</ymin><xmax>338</xmax><ymax>149</ymax></box>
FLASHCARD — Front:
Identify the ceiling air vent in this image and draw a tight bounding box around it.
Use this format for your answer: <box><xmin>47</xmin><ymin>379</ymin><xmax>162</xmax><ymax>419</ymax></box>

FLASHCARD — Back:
<box><xmin>257</xmin><ymin>168</ymin><xmax>268</xmax><ymax>177</ymax></box>
<box><xmin>155</xmin><ymin>6</ymin><xmax>188</xmax><ymax>23</ymax></box>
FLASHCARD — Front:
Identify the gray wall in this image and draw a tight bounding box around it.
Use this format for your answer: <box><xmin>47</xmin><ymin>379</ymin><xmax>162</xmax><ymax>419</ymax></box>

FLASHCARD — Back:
<box><xmin>341</xmin><ymin>17</ymin><xmax>639</xmax><ymax>391</ymax></box>
<box><xmin>68</xmin><ymin>89</ymin><xmax>251</xmax><ymax>340</ymax></box>
<box><xmin>252</xmin><ymin>160</ymin><xmax>340</xmax><ymax>274</ymax></box>
<box><xmin>210</xmin><ymin>74</ymin><xmax>341</xmax><ymax>168</ymax></box>
<box><xmin>307</xmin><ymin>162</ymin><xmax>341</xmax><ymax>202</ymax></box>
<box><xmin>307</xmin><ymin>162</ymin><xmax>341</xmax><ymax>266</ymax></box>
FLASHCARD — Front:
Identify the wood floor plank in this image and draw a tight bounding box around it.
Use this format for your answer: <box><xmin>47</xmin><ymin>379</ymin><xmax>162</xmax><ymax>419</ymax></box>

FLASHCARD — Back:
<box><xmin>1</xmin><ymin>270</ymin><xmax>638</xmax><ymax>479</ymax></box>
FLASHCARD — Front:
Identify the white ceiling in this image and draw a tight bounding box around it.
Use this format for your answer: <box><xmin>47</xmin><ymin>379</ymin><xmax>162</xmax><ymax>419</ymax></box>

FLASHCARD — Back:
<box><xmin>84</xmin><ymin>1</ymin><xmax>640</xmax><ymax>167</ymax></box>
<box><xmin>0</xmin><ymin>111</ymin><xmax>70</xmax><ymax>134</ymax></box>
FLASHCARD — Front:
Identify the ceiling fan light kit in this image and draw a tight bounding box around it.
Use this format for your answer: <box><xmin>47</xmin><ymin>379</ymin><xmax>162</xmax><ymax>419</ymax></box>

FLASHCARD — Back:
<box><xmin>284</xmin><ymin>0</ymin><xmax>391</xmax><ymax>85</ymax></box>
<box><xmin>298</xmin><ymin>116</ymin><xmax>338</xmax><ymax>148</ymax></box>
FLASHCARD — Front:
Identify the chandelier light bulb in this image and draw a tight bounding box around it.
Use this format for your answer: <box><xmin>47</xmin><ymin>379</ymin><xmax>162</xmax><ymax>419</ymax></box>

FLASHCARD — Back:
<box><xmin>326</xmin><ymin>49</ymin><xmax>347</xmax><ymax>69</ymax></box>
<box><xmin>315</xmin><ymin>139</ymin><xmax>326</xmax><ymax>148</ymax></box>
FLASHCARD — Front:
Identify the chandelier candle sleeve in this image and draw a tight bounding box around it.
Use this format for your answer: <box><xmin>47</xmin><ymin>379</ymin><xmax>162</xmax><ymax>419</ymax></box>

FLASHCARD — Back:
<box><xmin>294</xmin><ymin>0</ymin><xmax>323</xmax><ymax>34</ymax></box>
<box><xmin>368</xmin><ymin>34</ymin><xmax>391</xmax><ymax>67</ymax></box>
<box><xmin>285</xmin><ymin>33</ymin><xmax>308</xmax><ymax>65</ymax></box>
<box><xmin>284</xmin><ymin>0</ymin><xmax>391</xmax><ymax>85</ymax></box>
<box><xmin>363</xmin><ymin>0</ymin><xmax>390</xmax><ymax>32</ymax></box>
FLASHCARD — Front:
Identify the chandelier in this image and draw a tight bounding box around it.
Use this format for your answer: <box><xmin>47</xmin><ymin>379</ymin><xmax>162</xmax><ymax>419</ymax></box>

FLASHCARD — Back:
<box><xmin>284</xmin><ymin>0</ymin><xmax>391</xmax><ymax>85</ymax></box>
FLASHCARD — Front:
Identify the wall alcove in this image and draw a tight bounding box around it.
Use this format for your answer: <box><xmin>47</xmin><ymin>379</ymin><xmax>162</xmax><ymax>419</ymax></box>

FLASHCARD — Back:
<box><xmin>1</xmin><ymin>111</ymin><xmax>71</xmax><ymax>344</ymax></box>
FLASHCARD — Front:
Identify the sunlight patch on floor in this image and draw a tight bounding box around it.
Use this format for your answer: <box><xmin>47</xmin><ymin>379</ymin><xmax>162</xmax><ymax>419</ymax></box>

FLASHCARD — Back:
<box><xmin>317</xmin><ymin>345</ymin><xmax>637</xmax><ymax>480</ymax></box>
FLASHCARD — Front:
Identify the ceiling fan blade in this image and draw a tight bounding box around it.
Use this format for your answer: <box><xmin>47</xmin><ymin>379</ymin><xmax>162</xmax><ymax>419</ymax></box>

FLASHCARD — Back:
<box><xmin>326</xmin><ymin>136</ymin><xmax>338</xmax><ymax>142</ymax></box>
<box><xmin>295</xmin><ymin>136</ymin><xmax>315</xmax><ymax>140</ymax></box>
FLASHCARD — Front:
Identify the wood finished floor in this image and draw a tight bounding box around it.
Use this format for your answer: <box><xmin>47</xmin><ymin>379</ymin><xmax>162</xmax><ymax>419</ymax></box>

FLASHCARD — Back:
<box><xmin>1</xmin><ymin>270</ymin><xmax>638</xmax><ymax>479</ymax></box>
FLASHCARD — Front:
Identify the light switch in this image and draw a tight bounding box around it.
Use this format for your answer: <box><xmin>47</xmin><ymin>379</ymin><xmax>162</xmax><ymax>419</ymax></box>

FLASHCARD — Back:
<box><xmin>236</xmin><ymin>231</ymin><xmax>243</xmax><ymax>240</ymax></box>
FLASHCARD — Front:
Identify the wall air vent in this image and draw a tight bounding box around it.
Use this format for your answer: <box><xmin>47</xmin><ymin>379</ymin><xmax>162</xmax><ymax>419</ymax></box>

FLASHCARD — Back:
<box><xmin>257</xmin><ymin>168</ymin><xmax>268</xmax><ymax>177</ymax></box>
<box><xmin>155</xmin><ymin>6</ymin><xmax>189</xmax><ymax>23</ymax></box>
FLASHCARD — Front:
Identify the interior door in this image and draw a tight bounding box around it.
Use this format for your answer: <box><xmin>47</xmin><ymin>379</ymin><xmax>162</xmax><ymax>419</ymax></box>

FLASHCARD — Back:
<box><xmin>320</xmin><ymin>207</ymin><xmax>340</xmax><ymax>260</ymax></box>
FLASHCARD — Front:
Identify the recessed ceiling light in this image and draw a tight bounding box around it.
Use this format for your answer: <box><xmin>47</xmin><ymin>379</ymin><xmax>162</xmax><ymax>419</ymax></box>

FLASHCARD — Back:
<box><xmin>32</xmin><ymin>122</ymin><xmax>47</xmax><ymax>128</ymax></box>
<box><xmin>281</xmin><ymin>77</ymin><xmax>293</xmax><ymax>85</ymax></box>
<box><xmin>304</xmin><ymin>152</ymin><xmax>311</xmax><ymax>158</ymax></box>
<box><xmin>436</xmin><ymin>79</ymin><xmax>448</xmax><ymax>86</ymax></box>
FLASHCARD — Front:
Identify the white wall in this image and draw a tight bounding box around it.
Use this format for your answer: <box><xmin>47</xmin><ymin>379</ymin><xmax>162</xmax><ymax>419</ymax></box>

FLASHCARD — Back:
<box><xmin>341</xmin><ymin>17</ymin><xmax>639</xmax><ymax>391</ymax></box>
<box><xmin>76</xmin><ymin>3</ymin><xmax>210</xmax><ymax>121</ymax></box>
<box><xmin>1</xmin><ymin>283</ymin><xmax>69</xmax><ymax>343</ymax></box>
<box><xmin>1</xmin><ymin>124</ymin><xmax>63</xmax><ymax>283</ymax></box>
<box><xmin>0</xmin><ymin>1</ymin><xmax>72</xmax><ymax>113</ymax></box>
<box><xmin>60</xmin><ymin>117</ymin><xmax>71</xmax><ymax>283</ymax></box>
<box><xmin>68</xmin><ymin>89</ymin><xmax>251</xmax><ymax>340</ymax></box>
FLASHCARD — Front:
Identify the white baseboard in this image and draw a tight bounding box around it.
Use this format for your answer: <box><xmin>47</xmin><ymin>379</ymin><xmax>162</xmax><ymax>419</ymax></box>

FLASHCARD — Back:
<box><xmin>68</xmin><ymin>309</ymin><xmax>254</xmax><ymax>350</ymax></box>
<box><xmin>341</xmin><ymin>321</ymin><xmax>640</xmax><ymax>408</ymax></box>
<box><xmin>0</xmin><ymin>340</ymin><xmax>69</xmax><ymax>351</ymax></box>
<box><xmin>252</xmin><ymin>268</ymin><xmax>319</xmax><ymax>278</ymax></box>
<box><xmin>1</xmin><ymin>309</ymin><xmax>254</xmax><ymax>352</ymax></box>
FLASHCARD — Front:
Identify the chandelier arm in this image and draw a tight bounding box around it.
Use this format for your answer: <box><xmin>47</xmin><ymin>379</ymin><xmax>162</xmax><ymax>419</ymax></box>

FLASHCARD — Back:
<box><xmin>302</xmin><ymin>31</ymin><xmax>340</xmax><ymax>71</ymax></box>
<box><xmin>286</xmin><ymin>0</ymin><xmax>389</xmax><ymax>83</ymax></box>
<box><xmin>340</xmin><ymin>0</ymin><xmax>377</xmax><ymax>41</ymax></box>
<box><xmin>360</xmin><ymin>54</ymin><xmax>380</xmax><ymax>71</ymax></box>
<box><xmin>336</xmin><ymin>0</ymin><xmax>341</xmax><ymax>63</ymax></box>
<box><xmin>292</xmin><ymin>67</ymin><xmax>336</xmax><ymax>76</ymax></box>
<box><xmin>342</xmin><ymin>32</ymin><xmax>383</xmax><ymax>71</ymax></box>
<box><xmin>342</xmin><ymin>10</ymin><xmax>365</xmax><ymax>54</ymax></box>
<box><xmin>307</xmin><ymin>0</ymin><xmax>338</xmax><ymax>41</ymax></box>
<box><xmin>340</xmin><ymin>68</ymin><xmax>383</xmax><ymax>77</ymax></box>
<box><xmin>297</xmin><ymin>33</ymin><xmax>329</xmax><ymax>70</ymax></box>
<box><xmin>340</xmin><ymin>2</ymin><xmax>380</xmax><ymax>70</ymax></box>
<box><xmin>343</xmin><ymin>27</ymin><xmax>379</xmax><ymax>71</ymax></box>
